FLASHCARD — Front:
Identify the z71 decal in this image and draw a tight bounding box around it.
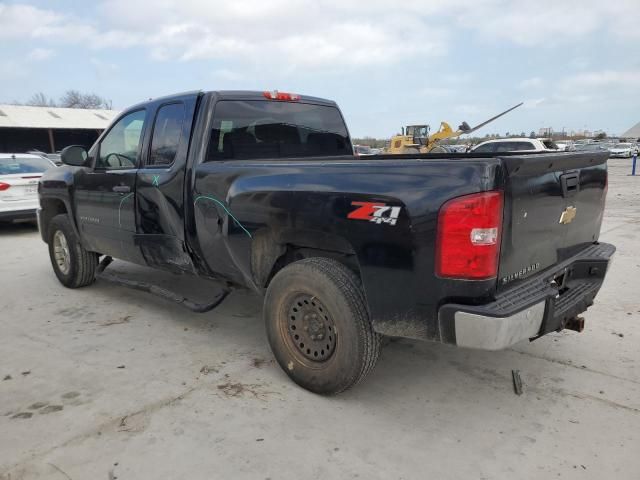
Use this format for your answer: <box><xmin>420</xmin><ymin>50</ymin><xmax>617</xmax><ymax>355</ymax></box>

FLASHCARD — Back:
<box><xmin>348</xmin><ymin>202</ymin><xmax>401</xmax><ymax>226</ymax></box>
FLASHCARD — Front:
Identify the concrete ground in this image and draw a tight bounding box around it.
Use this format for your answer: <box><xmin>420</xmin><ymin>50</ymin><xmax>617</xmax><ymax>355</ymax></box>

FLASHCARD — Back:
<box><xmin>1</xmin><ymin>158</ymin><xmax>639</xmax><ymax>480</ymax></box>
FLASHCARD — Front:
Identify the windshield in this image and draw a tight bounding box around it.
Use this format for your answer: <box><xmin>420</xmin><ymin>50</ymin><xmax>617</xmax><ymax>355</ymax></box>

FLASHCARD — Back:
<box><xmin>406</xmin><ymin>126</ymin><xmax>428</xmax><ymax>138</ymax></box>
<box><xmin>207</xmin><ymin>100</ymin><xmax>352</xmax><ymax>160</ymax></box>
<box><xmin>615</xmin><ymin>143</ymin><xmax>632</xmax><ymax>148</ymax></box>
<box><xmin>542</xmin><ymin>139</ymin><xmax>558</xmax><ymax>149</ymax></box>
<box><xmin>355</xmin><ymin>145</ymin><xmax>372</xmax><ymax>154</ymax></box>
<box><xmin>0</xmin><ymin>157</ymin><xmax>53</xmax><ymax>175</ymax></box>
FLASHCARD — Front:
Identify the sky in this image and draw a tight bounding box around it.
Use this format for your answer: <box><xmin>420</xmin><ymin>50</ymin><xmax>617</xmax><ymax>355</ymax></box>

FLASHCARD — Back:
<box><xmin>1</xmin><ymin>0</ymin><xmax>639</xmax><ymax>138</ymax></box>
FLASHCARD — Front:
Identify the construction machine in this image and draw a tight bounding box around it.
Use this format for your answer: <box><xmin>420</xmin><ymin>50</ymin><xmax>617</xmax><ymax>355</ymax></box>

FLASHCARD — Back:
<box><xmin>387</xmin><ymin>102</ymin><xmax>523</xmax><ymax>154</ymax></box>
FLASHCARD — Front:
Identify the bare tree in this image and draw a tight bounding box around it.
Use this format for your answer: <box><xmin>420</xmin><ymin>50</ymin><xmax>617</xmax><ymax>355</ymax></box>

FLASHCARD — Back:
<box><xmin>59</xmin><ymin>90</ymin><xmax>111</xmax><ymax>109</ymax></box>
<box><xmin>25</xmin><ymin>92</ymin><xmax>57</xmax><ymax>107</ymax></box>
<box><xmin>15</xmin><ymin>91</ymin><xmax>112</xmax><ymax>109</ymax></box>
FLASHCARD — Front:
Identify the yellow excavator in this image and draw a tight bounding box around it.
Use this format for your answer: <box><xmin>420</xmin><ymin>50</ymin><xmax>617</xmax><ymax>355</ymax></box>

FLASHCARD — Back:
<box><xmin>387</xmin><ymin>102</ymin><xmax>523</xmax><ymax>154</ymax></box>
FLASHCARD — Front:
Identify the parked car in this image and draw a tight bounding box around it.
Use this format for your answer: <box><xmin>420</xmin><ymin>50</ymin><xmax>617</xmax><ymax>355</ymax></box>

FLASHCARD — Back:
<box><xmin>608</xmin><ymin>143</ymin><xmax>637</xmax><ymax>158</ymax></box>
<box><xmin>1</xmin><ymin>154</ymin><xmax>56</xmax><ymax>222</ymax></box>
<box><xmin>38</xmin><ymin>90</ymin><xmax>614</xmax><ymax>394</ymax></box>
<box><xmin>471</xmin><ymin>137</ymin><xmax>559</xmax><ymax>153</ymax></box>
<box><xmin>554</xmin><ymin>141</ymin><xmax>576</xmax><ymax>152</ymax></box>
<box><xmin>27</xmin><ymin>150</ymin><xmax>63</xmax><ymax>166</ymax></box>
<box><xmin>353</xmin><ymin>144</ymin><xmax>375</xmax><ymax>156</ymax></box>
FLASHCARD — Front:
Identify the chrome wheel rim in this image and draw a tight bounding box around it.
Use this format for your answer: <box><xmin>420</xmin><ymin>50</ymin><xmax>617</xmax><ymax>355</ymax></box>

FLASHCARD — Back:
<box><xmin>53</xmin><ymin>230</ymin><xmax>71</xmax><ymax>275</ymax></box>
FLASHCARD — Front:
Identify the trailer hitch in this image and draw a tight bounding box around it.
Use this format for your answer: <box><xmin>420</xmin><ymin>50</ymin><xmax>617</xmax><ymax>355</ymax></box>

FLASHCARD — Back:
<box><xmin>565</xmin><ymin>316</ymin><xmax>585</xmax><ymax>333</ymax></box>
<box><xmin>96</xmin><ymin>256</ymin><xmax>231</xmax><ymax>313</ymax></box>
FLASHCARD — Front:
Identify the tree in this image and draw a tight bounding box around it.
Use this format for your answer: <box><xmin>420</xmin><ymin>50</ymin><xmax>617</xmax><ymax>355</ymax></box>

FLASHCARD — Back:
<box><xmin>520</xmin><ymin>132</ymin><xmax>526</xmax><ymax>137</ymax></box>
<box><xmin>25</xmin><ymin>92</ymin><xmax>56</xmax><ymax>107</ymax></box>
<box><xmin>594</xmin><ymin>132</ymin><xmax>607</xmax><ymax>140</ymax></box>
<box><xmin>16</xmin><ymin>90</ymin><xmax>112</xmax><ymax>109</ymax></box>
<box><xmin>59</xmin><ymin>90</ymin><xmax>111</xmax><ymax>109</ymax></box>
<box><xmin>529</xmin><ymin>131</ymin><xmax>536</xmax><ymax>138</ymax></box>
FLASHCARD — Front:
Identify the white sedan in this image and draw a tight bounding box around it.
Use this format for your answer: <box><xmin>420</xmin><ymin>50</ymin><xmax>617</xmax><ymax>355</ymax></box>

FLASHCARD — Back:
<box><xmin>609</xmin><ymin>143</ymin><xmax>637</xmax><ymax>158</ymax></box>
<box><xmin>471</xmin><ymin>137</ymin><xmax>560</xmax><ymax>153</ymax></box>
<box><xmin>0</xmin><ymin>154</ymin><xmax>56</xmax><ymax>222</ymax></box>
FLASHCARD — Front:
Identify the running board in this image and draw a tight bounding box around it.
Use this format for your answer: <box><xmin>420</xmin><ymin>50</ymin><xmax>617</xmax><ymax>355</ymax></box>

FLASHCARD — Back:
<box><xmin>96</xmin><ymin>256</ymin><xmax>231</xmax><ymax>313</ymax></box>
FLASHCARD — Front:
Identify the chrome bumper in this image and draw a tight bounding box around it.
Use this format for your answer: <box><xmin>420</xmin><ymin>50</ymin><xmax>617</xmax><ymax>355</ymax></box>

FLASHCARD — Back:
<box><xmin>451</xmin><ymin>301</ymin><xmax>545</xmax><ymax>350</ymax></box>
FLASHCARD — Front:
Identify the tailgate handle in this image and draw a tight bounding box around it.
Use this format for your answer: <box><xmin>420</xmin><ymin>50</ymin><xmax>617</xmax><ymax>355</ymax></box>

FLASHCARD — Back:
<box><xmin>561</xmin><ymin>173</ymin><xmax>579</xmax><ymax>197</ymax></box>
<box><xmin>112</xmin><ymin>185</ymin><xmax>131</xmax><ymax>194</ymax></box>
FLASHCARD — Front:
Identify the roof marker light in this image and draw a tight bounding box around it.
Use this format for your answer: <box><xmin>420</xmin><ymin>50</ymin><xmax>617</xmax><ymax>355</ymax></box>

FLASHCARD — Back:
<box><xmin>263</xmin><ymin>90</ymin><xmax>300</xmax><ymax>101</ymax></box>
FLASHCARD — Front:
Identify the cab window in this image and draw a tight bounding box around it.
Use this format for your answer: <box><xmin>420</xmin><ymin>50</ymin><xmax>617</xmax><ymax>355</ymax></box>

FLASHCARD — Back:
<box><xmin>473</xmin><ymin>143</ymin><xmax>495</xmax><ymax>153</ymax></box>
<box><xmin>96</xmin><ymin>110</ymin><xmax>146</xmax><ymax>169</ymax></box>
<box><xmin>494</xmin><ymin>141</ymin><xmax>534</xmax><ymax>152</ymax></box>
<box><xmin>148</xmin><ymin>103</ymin><xmax>185</xmax><ymax>166</ymax></box>
<box><xmin>206</xmin><ymin>100</ymin><xmax>351</xmax><ymax>161</ymax></box>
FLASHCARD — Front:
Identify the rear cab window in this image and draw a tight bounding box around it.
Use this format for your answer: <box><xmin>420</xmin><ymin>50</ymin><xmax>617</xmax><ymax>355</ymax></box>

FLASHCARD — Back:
<box><xmin>0</xmin><ymin>157</ymin><xmax>54</xmax><ymax>175</ymax></box>
<box><xmin>206</xmin><ymin>100</ymin><xmax>352</xmax><ymax>161</ymax></box>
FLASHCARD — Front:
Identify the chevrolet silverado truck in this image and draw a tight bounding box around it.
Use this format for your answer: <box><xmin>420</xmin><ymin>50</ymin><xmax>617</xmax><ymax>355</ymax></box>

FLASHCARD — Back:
<box><xmin>37</xmin><ymin>90</ymin><xmax>615</xmax><ymax>394</ymax></box>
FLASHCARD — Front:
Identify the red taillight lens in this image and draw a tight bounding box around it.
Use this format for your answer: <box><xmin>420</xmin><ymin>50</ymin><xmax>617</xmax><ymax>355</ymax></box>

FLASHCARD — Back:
<box><xmin>263</xmin><ymin>90</ymin><xmax>300</xmax><ymax>101</ymax></box>
<box><xmin>435</xmin><ymin>191</ymin><xmax>504</xmax><ymax>280</ymax></box>
<box><xmin>0</xmin><ymin>182</ymin><xmax>10</xmax><ymax>191</ymax></box>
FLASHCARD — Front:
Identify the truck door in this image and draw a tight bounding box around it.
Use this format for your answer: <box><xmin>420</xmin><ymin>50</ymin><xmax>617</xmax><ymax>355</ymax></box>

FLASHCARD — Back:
<box><xmin>134</xmin><ymin>94</ymin><xmax>198</xmax><ymax>272</ymax></box>
<box><xmin>74</xmin><ymin>109</ymin><xmax>147</xmax><ymax>263</ymax></box>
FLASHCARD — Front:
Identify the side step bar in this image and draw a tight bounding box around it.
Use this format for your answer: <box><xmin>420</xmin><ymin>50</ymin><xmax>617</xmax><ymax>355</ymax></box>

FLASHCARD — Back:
<box><xmin>96</xmin><ymin>256</ymin><xmax>231</xmax><ymax>313</ymax></box>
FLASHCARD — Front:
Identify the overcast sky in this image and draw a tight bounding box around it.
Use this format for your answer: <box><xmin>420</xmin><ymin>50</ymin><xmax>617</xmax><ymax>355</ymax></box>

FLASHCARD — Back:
<box><xmin>1</xmin><ymin>0</ymin><xmax>639</xmax><ymax>137</ymax></box>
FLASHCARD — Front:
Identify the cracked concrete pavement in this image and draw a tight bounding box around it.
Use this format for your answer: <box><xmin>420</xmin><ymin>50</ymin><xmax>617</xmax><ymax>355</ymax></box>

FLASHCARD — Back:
<box><xmin>1</xmin><ymin>158</ymin><xmax>639</xmax><ymax>479</ymax></box>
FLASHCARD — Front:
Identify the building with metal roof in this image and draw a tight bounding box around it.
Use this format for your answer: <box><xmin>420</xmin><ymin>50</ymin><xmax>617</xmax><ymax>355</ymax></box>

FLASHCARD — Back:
<box><xmin>620</xmin><ymin>121</ymin><xmax>640</xmax><ymax>140</ymax></box>
<box><xmin>0</xmin><ymin>104</ymin><xmax>119</xmax><ymax>153</ymax></box>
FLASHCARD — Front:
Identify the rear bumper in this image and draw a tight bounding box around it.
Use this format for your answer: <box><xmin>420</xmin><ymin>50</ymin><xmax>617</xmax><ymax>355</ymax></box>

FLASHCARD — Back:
<box><xmin>0</xmin><ymin>208</ymin><xmax>37</xmax><ymax>221</ymax></box>
<box><xmin>438</xmin><ymin>242</ymin><xmax>615</xmax><ymax>350</ymax></box>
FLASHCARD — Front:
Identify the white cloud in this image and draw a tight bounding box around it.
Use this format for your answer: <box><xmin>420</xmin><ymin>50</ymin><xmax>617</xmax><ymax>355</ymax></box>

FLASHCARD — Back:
<box><xmin>90</xmin><ymin>57</ymin><xmax>120</xmax><ymax>79</ymax></box>
<box><xmin>1</xmin><ymin>0</ymin><xmax>639</xmax><ymax>70</ymax></box>
<box><xmin>455</xmin><ymin>0</ymin><xmax>640</xmax><ymax>46</ymax></box>
<box><xmin>27</xmin><ymin>48</ymin><xmax>55</xmax><ymax>61</ymax></box>
<box><xmin>562</xmin><ymin>70</ymin><xmax>640</xmax><ymax>90</ymax></box>
<box><xmin>212</xmin><ymin>69</ymin><xmax>244</xmax><ymax>81</ymax></box>
<box><xmin>519</xmin><ymin>77</ymin><xmax>543</xmax><ymax>89</ymax></box>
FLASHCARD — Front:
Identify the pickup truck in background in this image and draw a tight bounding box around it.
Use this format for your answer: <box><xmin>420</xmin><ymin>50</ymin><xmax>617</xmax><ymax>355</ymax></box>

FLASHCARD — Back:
<box><xmin>37</xmin><ymin>90</ymin><xmax>614</xmax><ymax>394</ymax></box>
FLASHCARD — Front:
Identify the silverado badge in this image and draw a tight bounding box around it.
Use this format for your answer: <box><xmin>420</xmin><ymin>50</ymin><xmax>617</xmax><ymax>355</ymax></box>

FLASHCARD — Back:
<box><xmin>559</xmin><ymin>206</ymin><xmax>577</xmax><ymax>225</ymax></box>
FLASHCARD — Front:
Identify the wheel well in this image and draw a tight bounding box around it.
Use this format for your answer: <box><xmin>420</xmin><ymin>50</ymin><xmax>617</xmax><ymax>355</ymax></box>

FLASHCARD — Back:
<box><xmin>250</xmin><ymin>229</ymin><xmax>362</xmax><ymax>289</ymax></box>
<box><xmin>40</xmin><ymin>198</ymin><xmax>68</xmax><ymax>242</ymax></box>
<box><xmin>265</xmin><ymin>245</ymin><xmax>360</xmax><ymax>287</ymax></box>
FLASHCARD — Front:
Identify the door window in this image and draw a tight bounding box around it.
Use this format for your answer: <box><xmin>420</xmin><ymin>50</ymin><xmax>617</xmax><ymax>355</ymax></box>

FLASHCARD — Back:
<box><xmin>96</xmin><ymin>110</ymin><xmax>146</xmax><ymax>169</ymax></box>
<box><xmin>148</xmin><ymin>103</ymin><xmax>185</xmax><ymax>166</ymax></box>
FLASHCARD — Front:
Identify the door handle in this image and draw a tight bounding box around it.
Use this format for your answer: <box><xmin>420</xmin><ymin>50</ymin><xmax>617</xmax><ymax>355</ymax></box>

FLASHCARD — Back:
<box><xmin>112</xmin><ymin>186</ymin><xmax>131</xmax><ymax>193</ymax></box>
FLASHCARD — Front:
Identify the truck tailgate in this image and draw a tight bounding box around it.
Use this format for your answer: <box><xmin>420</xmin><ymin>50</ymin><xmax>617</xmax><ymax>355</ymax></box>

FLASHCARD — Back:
<box><xmin>497</xmin><ymin>151</ymin><xmax>608</xmax><ymax>290</ymax></box>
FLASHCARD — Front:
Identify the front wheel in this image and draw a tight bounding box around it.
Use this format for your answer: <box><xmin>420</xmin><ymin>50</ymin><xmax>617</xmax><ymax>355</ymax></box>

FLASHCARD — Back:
<box><xmin>264</xmin><ymin>257</ymin><xmax>381</xmax><ymax>394</ymax></box>
<box><xmin>47</xmin><ymin>214</ymin><xmax>98</xmax><ymax>288</ymax></box>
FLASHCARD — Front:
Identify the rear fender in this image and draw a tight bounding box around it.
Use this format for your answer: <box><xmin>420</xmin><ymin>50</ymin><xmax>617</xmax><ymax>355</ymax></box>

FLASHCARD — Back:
<box><xmin>251</xmin><ymin>228</ymin><xmax>357</xmax><ymax>288</ymax></box>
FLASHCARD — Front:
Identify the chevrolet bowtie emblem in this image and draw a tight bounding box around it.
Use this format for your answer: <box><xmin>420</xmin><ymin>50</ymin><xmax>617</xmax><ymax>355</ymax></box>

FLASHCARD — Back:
<box><xmin>559</xmin><ymin>206</ymin><xmax>577</xmax><ymax>224</ymax></box>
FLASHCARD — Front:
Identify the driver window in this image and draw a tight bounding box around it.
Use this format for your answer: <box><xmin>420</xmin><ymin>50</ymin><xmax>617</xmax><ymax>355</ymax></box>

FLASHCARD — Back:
<box><xmin>97</xmin><ymin>110</ymin><xmax>146</xmax><ymax>169</ymax></box>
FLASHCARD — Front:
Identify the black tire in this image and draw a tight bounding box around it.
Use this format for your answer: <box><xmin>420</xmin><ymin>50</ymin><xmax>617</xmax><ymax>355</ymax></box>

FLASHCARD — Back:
<box><xmin>47</xmin><ymin>214</ymin><xmax>98</xmax><ymax>288</ymax></box>
<box><xmin>264</xmin><ymin>257</ymin><xmax>381</xmax><ymax>394</ymax></box>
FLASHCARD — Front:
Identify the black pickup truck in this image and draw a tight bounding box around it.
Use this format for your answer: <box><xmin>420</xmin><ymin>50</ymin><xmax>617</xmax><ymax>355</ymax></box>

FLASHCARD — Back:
<box><xmin>38</xmin><ymin>90</ymin><xmax>614</xmax><ymax>394</ymax></box>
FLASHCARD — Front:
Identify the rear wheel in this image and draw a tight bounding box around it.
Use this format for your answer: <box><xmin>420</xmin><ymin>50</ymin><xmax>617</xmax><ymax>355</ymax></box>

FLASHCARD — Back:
<box><xmin>47</xmin><ymin>214</ymin><xmax>98</xmax><ymax>288</ymax></box>
<box><xmin>264</xmin><ymin>257</ymin><xmax>381</xmax><ymax>394</ymax></box>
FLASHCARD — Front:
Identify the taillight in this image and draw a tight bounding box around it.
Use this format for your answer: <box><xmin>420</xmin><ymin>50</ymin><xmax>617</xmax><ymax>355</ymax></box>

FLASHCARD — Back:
<box><xmin>0</xmin><ymin>182</ymin><xmax>10</xmax><ymax>191</ymax></box>
<box><xmin>263</xmin><ymin>90</ymin><xmax>300</xmax><ymax>101</ymax></box>
<box><xmin>435</xmin><ymin>191</ymin><xmax>504</xmax><ymax>280</ymax></box>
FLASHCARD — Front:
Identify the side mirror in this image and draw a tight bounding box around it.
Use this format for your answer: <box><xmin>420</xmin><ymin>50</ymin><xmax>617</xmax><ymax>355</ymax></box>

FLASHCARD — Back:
<box><xmin>60</xmin><ymin>145</ymin><xmax>89</xmax><ymax>167</ymax></box>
